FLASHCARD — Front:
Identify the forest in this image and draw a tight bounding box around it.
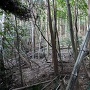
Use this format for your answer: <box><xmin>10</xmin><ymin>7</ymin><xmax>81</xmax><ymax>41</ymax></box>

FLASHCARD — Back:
<box><xmin>0</xmin><ymin>0</ymin><xmax>90</xmax><ymax>90</ymax></box>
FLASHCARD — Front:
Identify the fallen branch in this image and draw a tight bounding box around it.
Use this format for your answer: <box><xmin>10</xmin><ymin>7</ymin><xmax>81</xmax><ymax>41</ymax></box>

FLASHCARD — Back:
<box><xmin>41</xmin><ymin>76</ymin><xmax>58</xmax><ymax>90</ymax></box>
<box><xmin>56</xmin><ymin>84</ymin><xmax>61</xmax><ymax>90</ymax></box>
<box><xmin>66</xmin><ymin>28</ymin><xmax>90</xmax><ymax>90</ymax></box>
<box><xmin>12</xmin><ymin>80</ymin><xmax>51</xmax><ymax>90</ymax></box>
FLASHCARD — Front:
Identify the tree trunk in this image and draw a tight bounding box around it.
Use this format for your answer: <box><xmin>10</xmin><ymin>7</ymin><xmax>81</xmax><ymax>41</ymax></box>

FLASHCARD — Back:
<box><xmin>0</xmin><ymin>12</ymin><xmax>7</xmax><ymax>89</ymax></box>
<box><xmin>15</xmin><ymin>17</ymin><xmax>23</xmax><ymax>86</ymax></box>
<box><xmin>88</xmin><ymin>0</ymin><xmax>90</xmax><ymax>25</ymax></box>
<box><xmin>66</xmin><ymin>28</ymin><xmax>90</xmax><ymax>90</ymax></box>
<box><xmin>66</xmin><ymin>0</ymin><xmax>76</xmax><ymax>60</ymax></box>
<box><xmin>88</xmin><ymin>0</ymin><xmax>90</xmax><ymax>73</ymax></box>
<box><xmin>74</xmin><ymin>0</ymin><xmax>79</xmax><ymax>56</ymax></box>
<box><xmin>31</xmin><ymin>21</ymin><xmax>35</xmax><ymax>59</ymax></box>
<box><xmin>47</xmin><ymin>0</ymin><xmax>58</xmax><ymax>75</ymax></box>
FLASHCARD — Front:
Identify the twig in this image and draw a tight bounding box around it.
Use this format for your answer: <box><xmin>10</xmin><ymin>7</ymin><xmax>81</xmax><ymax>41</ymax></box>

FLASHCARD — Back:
<box><xmin>56</xmin><ymin>84</ymin><xmax>61</xmax><ymax>90</ymax></box>
<box><xmin>41</xmin><ymin>76</ymin><xmax>58</xmax><ymax>90</ymax></box>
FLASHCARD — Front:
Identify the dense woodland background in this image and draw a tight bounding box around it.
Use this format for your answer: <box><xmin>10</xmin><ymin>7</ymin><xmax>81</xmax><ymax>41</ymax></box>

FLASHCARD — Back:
<box><xmin>0</xmin><ymin>0</ymin><xmax>90</xmax><ymax>90</ymax></box>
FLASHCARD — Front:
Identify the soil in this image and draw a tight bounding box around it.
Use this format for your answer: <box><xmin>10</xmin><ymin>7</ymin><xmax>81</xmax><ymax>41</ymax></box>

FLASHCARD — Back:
<box><xmin>4</xmin><ymin>49</ymin><xmax>90</xmax><ymax>90</ymax></box>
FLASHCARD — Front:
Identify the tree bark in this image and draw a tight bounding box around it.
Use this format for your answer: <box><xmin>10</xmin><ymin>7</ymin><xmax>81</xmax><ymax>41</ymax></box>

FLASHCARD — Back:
<box><xmin>15</xmin><ymin>17</ymin><xmax>23</xmax><ymax>86</ymax></box>
<box><xmin>47</xmin><ymin>0</ymin><xmax>58</xmax><ymax>75</ymax></box>
<box><xmin>0</xmin><ymin>12</ymin><xmax>7</xmax><ymax>89</ymax></box>
<box><xmin>66</xmin><ymin>0</ymin><xmax>76</xmax><ymax>60</ymax></box>
<box><xmin>66</xmin><ymin>28</ymin><xmax>90</xmax><ymax>90</ymax></box>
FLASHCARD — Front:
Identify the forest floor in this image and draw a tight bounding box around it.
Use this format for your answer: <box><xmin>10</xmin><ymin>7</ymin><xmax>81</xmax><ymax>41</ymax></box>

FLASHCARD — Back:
<box><xmin>5</xmin><ymin>49</ymin><xmax>90</xmax><ymax>90</ymax></box>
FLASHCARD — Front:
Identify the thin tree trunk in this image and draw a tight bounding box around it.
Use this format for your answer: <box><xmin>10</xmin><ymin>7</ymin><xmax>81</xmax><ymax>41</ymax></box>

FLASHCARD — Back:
<box><xmin>47</xmin><ymin>0</ymin><xmax>58</xmax><ymax>75</ymax></box>
<box><xmin>88</xmin><ymin>0</ymin><xmax>90</xmax><ymax>73</ymax></box>
<box><xmin>88</xmin><ymin>0</ymin><xmax>90</xmax><ymax>25</ymax></box>
<box><xmin>66</xmin><ymin>0</ymin><xmax>80</xmax><ymax>89</ymax></box>
<box><xmin>38</xmin><ymin>32</ymin><xmax>41</xmax><ymax>59</ymax></box>
<box><xmin>66</xmin><ymin>0</ymin><xmax>76</xmax><ymax>60</ymax></box>
<box><xmin>78</xmin><ymin>15</ymin><xmax>81</xmax><ymax>34</ymax></box>
<box><xmin>15</xmin><ymin>17</ymin><xmax>23</xmax><ymax>86</ymax></box>
<box><xmin>46</xmin><ymin>16</ymin><xmax>49</xmax><ymax>58</ymax></box>
<box><xmin>74</xmin><ymin>0</ymin><xmax>80</xmax><ymax>55</ymax></box>
<box><xmin>31</xmin><ymin>21</ymin><xmax>35</xmax><ymax>59</ymax></box>
<box><xmin>65</xmin><ymin>18</ymin><xmax>67</xmax><ymax>37</ymax></box>
<box><xmin>45</xmin><ymin>0</ymin><xmax>49</xmax><ymax>58</ymax></box>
